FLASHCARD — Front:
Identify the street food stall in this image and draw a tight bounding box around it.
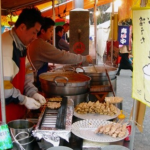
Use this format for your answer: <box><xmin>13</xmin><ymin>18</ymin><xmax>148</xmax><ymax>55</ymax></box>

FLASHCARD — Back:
<box><xmin>0</xmin><ymin>0</ymin><xmax>127</xmax><ymax>150</ymax></box>
<box><xmin>1</xmin><ymin>0</ymin><xmax>148</xmax><ymax>150</ymax></box>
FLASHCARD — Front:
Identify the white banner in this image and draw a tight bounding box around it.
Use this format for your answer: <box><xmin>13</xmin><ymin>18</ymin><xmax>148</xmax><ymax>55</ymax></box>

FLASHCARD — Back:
<box><xmin>132</xmin><ymin>8</ymin><xmax>150</xmax><ymax>107</ymax></box>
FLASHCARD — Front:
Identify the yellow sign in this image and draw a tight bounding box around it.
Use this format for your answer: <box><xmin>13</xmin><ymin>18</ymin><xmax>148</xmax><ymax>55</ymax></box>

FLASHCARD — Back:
<box><xmin>1</xmin><ymin>15</ymin><xmax>18</xmax><ymax>27</ymax></box>
<box><xmin>132</xmin><ymin>8</ymin><xmax>150</xmax><ymax>107</ymax></box>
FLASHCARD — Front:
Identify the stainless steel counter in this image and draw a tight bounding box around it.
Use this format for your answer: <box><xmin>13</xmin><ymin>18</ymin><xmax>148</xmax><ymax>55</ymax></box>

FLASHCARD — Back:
<box><xmin>33</xmin><ymin>116</ymin><xmax>130</xmax><ymax>150</ymax></box>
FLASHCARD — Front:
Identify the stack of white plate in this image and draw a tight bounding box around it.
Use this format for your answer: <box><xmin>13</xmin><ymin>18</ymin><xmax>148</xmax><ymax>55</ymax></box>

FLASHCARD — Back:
<box><xmin>47</xmin><ymin>146</ymin><xmax>73</xmax><ymax>150</ymax></box>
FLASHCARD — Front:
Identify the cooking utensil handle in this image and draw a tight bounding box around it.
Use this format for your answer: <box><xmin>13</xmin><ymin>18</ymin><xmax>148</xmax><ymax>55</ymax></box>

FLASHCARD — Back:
<box><xmin>53</xmin><ymin>76</ymin><xmax>68</xmax><ymax>86</ymax></box>
<box><xmin>75</xmin><ymin>67</ymin><xmax>85</xmax><ymax>73</ymax></box>
<box><xmin>51</xmin><ymin>67</ymin><xmax>65</xmax><ymax>72</ymax></box>
<box><xmin>63</xmin><ymin>66</ymin><xmax>76</xmax><ymax>72</ymax></box>
<box><xmin>103</xmin><ymin>63</ymin><xmax>115</xmax><ymax>97</ymax></box>
<box><xmin>105</xmin><ymin>69</ymin><xmax>115</xmax><ymax>97</ymax></box>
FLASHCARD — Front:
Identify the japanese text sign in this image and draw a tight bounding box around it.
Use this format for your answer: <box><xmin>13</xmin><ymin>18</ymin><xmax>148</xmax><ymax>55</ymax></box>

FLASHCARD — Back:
<box><xmin>118</xmin><ymin>26</ymin><xmax>130</xmax><ymax>45</ymax></box>
<box><xmin>132</xmin><ymin>8</ymin><xmax>150</xmax><ymax>107</ymax></box>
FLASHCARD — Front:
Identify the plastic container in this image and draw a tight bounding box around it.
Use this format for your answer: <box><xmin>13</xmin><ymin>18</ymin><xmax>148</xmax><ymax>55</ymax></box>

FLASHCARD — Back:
<box><xmin>0</xmin><ymin>122</ymin><xmax>13</xmax><ymax>150</ymax></box>
<box><xmin>124</xmin><ymin>124</ymin><xmax>131</xmax><ymax>141</ymax></box>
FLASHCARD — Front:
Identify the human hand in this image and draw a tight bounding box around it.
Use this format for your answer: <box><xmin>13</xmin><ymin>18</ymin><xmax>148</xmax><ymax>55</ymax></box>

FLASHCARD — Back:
<box><xmin>32</xmin><ymin>93</ymin><xmax>46</xmax><ymax>105</ymax></box>
<box><xmin>86</xmin><ymin>55</ymin><xmax>93</xmax><ymax>63</ymax></box>
<box><xmin>21</xmin><ymin>96</ymin><xmax>41</xmax><ymax>109</ymax></box>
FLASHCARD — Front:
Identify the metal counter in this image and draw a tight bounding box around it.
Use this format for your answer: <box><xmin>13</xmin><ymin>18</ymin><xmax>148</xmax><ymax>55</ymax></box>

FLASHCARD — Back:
<box><xmin>33</xmin><ymin>116</ymin><xmax>130</xmax><ymax>150</ymax></box>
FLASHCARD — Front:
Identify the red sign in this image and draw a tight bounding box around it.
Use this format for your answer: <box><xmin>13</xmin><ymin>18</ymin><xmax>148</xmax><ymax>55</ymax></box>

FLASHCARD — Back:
<box><xmin>106</xmin><ymin>41</ymin><xmax>119</xmax><ymax>66</ymax></box>
<box><xmin>73</xmin><ymin>42</ymin><xmax>85</xmax><ymax>54</ymax></box>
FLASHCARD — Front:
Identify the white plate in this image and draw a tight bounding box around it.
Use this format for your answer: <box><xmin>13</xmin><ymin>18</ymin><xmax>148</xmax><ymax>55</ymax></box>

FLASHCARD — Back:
<box><xmin>71</xmin><ymin>119</ymin><xmax>128</xmax><ymax>143</ymax></box>
<box><xmin>74</xmin><ymin>108</ymin><xmax>120</xmax><ymax>120</ymax></box>
<box><xmin>47</xmin><ymin>146</ymin><xmax>73</xmax><ymax>150</ymax></box>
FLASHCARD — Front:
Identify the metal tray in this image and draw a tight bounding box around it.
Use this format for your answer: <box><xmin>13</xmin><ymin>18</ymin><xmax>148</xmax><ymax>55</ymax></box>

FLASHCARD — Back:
<box><xmin>32</xmin><ymin>99</ymin><xmax>74</xmax><ymax>146</ymax></box>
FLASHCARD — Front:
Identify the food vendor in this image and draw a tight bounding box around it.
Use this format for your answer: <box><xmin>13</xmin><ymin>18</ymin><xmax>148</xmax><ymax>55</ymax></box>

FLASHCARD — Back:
<box><xmin>55</xmin><ymin>25</ymin><xmax>69</xmax><ymax>51</ymax></box>
<box><xmin>0</xmin><ymin>7</ymin><xmax>46</xmax><ymax>123</ymax></box>
<box><xmin>27</xmin><ymin>17</ymin><xmax>93</xmax><ymax>91</ymax></box>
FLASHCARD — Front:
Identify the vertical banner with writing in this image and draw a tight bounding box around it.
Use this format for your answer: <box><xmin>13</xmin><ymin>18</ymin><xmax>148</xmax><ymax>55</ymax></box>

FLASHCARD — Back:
<box><xmin>132</xmin><ymin>8</ymin><xmax>150</xmax><ymax>107</ymax></box>
<box><xmin>118</xmin><ymin>26</ymin><xmax>130</xmax><ymax>45</ymax></box>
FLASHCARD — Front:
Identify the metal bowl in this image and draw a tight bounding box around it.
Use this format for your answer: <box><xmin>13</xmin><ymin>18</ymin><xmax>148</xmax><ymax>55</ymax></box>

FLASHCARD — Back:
<box><xmin>39</xmin><ymin>72</ymin><xmax>91</xmax><ymax>96</ymax></box>
<box><xmin>8</xmin><ymin>119</ymin><xmax>34</xmax><ymax>141</ymax></box>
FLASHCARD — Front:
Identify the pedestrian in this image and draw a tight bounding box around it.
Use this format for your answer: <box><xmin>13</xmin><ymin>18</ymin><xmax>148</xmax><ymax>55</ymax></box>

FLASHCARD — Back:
<box><xmin>0</xmin><ymin>7</ymin><xmax>46</xmax><ymax>123</ymax></box>
<box><xmin>116</xmin><ymin>45</ymin><xmax>133</xmax><ymax>76</ymax></box>
<box><xmin>27</xmin><ymin>17</ymin><xmax>93</xmax><ymax>91</ymax></box>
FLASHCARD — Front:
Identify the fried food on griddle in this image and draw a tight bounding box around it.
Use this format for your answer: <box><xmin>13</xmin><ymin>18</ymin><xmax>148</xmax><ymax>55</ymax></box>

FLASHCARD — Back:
<box><xmin>47</xmin><ymin>97</ymin><xmax>62</xmax><ymax>102</ymax></box>
<box><xmin>47</xmin><ymin>102</ymin><xmax>61</xmax><ymax>109</ymax></box>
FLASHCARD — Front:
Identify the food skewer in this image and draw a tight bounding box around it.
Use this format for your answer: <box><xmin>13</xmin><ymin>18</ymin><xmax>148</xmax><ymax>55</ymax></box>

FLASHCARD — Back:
<box><xmin>94</xmin><ymin>122</ymin><xmax>127</xmax><ymax>138</ymax></box>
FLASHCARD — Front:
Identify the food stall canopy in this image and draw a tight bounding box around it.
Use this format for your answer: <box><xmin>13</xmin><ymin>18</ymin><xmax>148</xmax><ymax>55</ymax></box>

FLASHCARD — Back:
<box><xmin>2</xmin><ymin>0</ymin><xmax>113</xmax><ymax>17</ymax></box>
<box><xmin>1</xmin><ymin>0</ymin><xmax>53</xmax><ymax>13</ymax></box>
<box><xmin>41</xmin><ymin>0</ymin><xmax>113</xmax><ymax>17</ymax></box>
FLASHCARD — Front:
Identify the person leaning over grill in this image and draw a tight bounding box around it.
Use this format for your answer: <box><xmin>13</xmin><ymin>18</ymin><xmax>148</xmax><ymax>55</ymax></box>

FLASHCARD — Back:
<box><xmin>0</xmin><ymin>7</ymin><xmax>46</xmax><ymax>123</ymax></box>
<box><xmin>27</xmin><ymin>17</ymin><xmax>93</xmax><ymax>91</ymax></box>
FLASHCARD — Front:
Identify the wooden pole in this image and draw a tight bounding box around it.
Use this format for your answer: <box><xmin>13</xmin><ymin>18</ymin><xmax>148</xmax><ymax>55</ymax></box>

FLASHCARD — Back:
<box><xmin>52</xmin><ymin>0</ymin><xmax>55</xmax><ymax>46</ymax></box>
<box><xmin>0</xmin><ymin>0</ymin><xmax>6</xmax><ymax>123</ymax></box>
<box><xmin>111</xmin><ymin>1</ymin><xmax>114</xmax><ymax>65</ymax></box>
<box><xmin>129</xmin><ymin>99</ymin><xmax>138</xmax><ymax>150</ymax></box>
<box><xmin>94</xmin><ymin>0</ymin><xmax>98</xmax><ymax>64</ymax></box>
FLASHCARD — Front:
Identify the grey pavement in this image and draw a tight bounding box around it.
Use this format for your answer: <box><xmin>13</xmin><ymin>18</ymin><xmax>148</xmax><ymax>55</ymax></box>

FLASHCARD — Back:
<box><xmin>116</xmin><ymin>70</ymin><xmax>150</xmax><ymax>150</ymax></box>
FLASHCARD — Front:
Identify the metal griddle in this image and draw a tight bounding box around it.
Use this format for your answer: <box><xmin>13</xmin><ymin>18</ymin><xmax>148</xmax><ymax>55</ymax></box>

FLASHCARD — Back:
<box><xmin>38</xmin><ymin>97</ymin><xmax>68</xmax><ymax>130</ymax></box>
<box><xmin>32</xmin><ymin>98</ymin><xmax>74</xmax><ymax>148</ymax></box>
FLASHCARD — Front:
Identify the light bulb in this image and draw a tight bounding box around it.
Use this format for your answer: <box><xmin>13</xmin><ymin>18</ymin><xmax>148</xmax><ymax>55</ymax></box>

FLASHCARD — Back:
<box><xmin>66</xmin><ymin>15</ymin><xmax>69</xmax><ymax>19</ymax></box>
<box><xmin>96</xmin><ymin>9</ymin><xmax>100</xmax><ymax>16</ymax></box>
<box><xmin>115</xmin><ymin>0</ymin><xmax>122</xmax><ymax>7</ymax></box>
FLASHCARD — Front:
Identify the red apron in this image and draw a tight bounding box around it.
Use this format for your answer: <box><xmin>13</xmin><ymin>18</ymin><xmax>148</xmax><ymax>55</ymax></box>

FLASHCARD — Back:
<box><xmin>0</xmin><ymin>57</ymin><xmax>27</xmax><ymax>123</ymax></box>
